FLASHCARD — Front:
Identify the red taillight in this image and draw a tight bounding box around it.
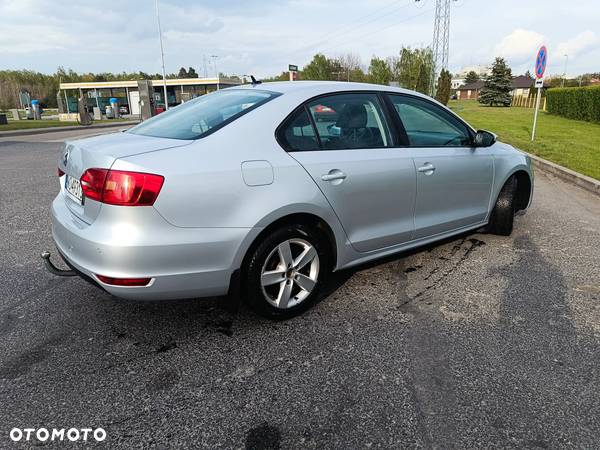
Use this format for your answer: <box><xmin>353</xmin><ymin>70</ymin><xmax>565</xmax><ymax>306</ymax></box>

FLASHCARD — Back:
<box><xmin>80</xmin><ymin>168</ymin><xmax>108</xmax><ymax>202</ymax></box>
<box><xmin>103</xmin><ymin>170</ymin><xmax>164</xmax><ymax>206</ymax></box>
<box><xmin>96</xmin><ymin>275</ymin><xmax>152</xmax><ymax>286</ymax></box>
<box><xmin>80</xmin><ymin>168</ymin><xmax>164</xmax><ymax>206</ymax></box>
<box><xmin>57</xmin><ymin>167</ymin><xmax>65</xmax><ymax>177</ymax></box>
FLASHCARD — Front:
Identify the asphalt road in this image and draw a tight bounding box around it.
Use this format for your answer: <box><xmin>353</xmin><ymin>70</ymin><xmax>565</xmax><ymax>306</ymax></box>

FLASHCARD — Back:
<box><xmin>1</xmin><ymin>129</ymin><xmax>599</xmax><ymax>449</ymax></box>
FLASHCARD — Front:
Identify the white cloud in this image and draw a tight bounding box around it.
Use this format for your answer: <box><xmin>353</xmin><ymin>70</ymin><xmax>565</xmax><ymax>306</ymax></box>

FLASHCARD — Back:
<box><xmin>556</xmin><ymin>31</ymin><xmax>598</xmax><ymax>58</ymax></box>
<box><xmin>494</xmin><ymin>29</ymin><xmax>546</xmax><ymax>64</ymax></box>
<box><xmin>2</xmin><ymin>0</ymin><xmax>600</xmax><ymax>77</ymax></box>
<box><xmin>0</xmin><ymin>24</ymin><xmax>69</xmax><ymax>53</ymax></box>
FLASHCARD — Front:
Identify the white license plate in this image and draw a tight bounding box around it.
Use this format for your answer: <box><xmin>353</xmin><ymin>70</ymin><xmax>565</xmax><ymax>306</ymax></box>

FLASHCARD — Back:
<box><xmin>65</xmin><ymin>175</ymin><xmax>83</xmax><ymax>204</ymax></box>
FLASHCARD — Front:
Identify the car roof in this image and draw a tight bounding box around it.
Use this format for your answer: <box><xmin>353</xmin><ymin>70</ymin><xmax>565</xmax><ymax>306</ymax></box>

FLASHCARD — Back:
<box><xmin>232</xmin><ymin>80</ymin><xmax>429</xmax><ymax>99</ymax></box>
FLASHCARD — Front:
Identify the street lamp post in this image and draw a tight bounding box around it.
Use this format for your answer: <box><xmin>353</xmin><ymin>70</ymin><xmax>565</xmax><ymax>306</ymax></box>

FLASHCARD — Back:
<box><xmin>562</xmin><ymin>54</ymin><xmax>569</xmax><ymax>88</ymax></box>
<box><xmin>155</xmin><ymin>0</ymin><xmax>169</xmax><ymax>110</ymax></box>
<box><xmin>211</xmin><ymin>55</ymin><xmax>219</xmax><ymax>90</ymax></box>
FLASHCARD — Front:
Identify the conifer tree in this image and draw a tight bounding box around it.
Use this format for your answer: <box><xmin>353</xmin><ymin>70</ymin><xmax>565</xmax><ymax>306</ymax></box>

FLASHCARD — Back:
<box><xmin>435</xmin><ymin>69</ymin><xmax>452</xmax><ymax>105</ymax></box>
<box><xmin>464</xmin><ymin>70</ymin><xmax>480</xmax><ymax>84</ymax></box>
<box><xmin>479</xmin><ymin>57</ymin><xmax>512</xmax><ymax>106</ymax></box>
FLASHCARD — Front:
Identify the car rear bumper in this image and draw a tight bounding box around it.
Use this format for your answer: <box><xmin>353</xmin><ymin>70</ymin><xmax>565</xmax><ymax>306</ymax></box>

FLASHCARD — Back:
<box><xmin>51</xmin><ymin>194</ymin><xmax>256</xmax><ymax>300</ymax></box>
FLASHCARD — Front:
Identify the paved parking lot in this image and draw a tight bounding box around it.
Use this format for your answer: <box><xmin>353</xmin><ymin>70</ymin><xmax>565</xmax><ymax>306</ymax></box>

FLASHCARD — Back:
<box><xmin>1</xmin><ymin>129</ymin><xmax>599</xmax><ymax>448</ymax></box>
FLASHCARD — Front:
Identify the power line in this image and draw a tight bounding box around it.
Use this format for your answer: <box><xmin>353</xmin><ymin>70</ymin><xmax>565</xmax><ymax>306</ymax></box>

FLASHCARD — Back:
<box><xmin>294</xmin><ymin>0</ymin><xmax>415</xmax><ymax>55</ymax></box>
<box><xmin>318</xmin><ymin>6</ymin><xmax>435</xmax><ymax>57</ymax></box>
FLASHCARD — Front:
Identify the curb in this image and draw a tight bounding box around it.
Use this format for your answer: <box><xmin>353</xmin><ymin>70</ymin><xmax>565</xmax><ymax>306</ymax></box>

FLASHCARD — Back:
<box><xmin>0</xmin><ymin>121</ymin><xmax>139</xmax><ymax>138</ymax></box>
<box><xmin>527</xmin><ymin>153</ymin><xmax>600</xmax><ymax>196</ymax></box>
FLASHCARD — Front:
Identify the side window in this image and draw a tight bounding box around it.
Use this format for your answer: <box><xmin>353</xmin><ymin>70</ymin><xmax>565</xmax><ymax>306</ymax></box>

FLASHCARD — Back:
<box><xmin>278</xmin><ymin>108</ymin><xmax>319</xmax><ymax>152</ymax></box>
<box><xmin>388</xmin><ymin>95</ymin><xmax>471</xmax><ymax>147</ymax></box>
<box><xmin>306</xmin><ymin>93</ymin><xmax>392</xmax><ymax>150</ymax></box>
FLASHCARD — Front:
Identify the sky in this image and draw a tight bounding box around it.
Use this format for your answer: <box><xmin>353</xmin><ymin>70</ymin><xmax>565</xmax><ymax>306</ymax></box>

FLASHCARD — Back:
<box><xmin>1</xmin><ymin>0</ymin><xmax>599</xmax><ymax>78</ymax></box>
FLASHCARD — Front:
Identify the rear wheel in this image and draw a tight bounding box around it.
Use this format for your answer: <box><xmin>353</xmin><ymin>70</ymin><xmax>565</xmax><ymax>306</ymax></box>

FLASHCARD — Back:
<box><xmin>486</xmin><ymin>176</ymin><xmax>517</xmax><ymax>236</ymax></box>
<box><xmin>244</xmin><ymin>225</ymin><xmax>331</xmax><ymax>319</ymax></box>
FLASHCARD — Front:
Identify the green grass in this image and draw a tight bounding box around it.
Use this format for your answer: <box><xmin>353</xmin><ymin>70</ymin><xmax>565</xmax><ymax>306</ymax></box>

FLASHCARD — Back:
<box><xmin>0</xmin><ymin>120</ymin><xmax>78</xmax><ymax>131</ymax></box>
<box><xmin>449</xmin><ymin>100</ymin><xmax>600</xmax><ymax>180</ymax></box>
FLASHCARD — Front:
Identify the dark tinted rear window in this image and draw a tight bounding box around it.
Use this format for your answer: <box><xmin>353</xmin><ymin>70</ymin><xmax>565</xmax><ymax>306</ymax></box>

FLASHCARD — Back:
<box><xmin>278</xmin><ymin>108</ymin><xmax>319</xmax><ymax>151</ymax></box>
<box><xmin>128</xmin><ymin>89</ymin><xmax>279</xmax><ymax>140</ymax></box>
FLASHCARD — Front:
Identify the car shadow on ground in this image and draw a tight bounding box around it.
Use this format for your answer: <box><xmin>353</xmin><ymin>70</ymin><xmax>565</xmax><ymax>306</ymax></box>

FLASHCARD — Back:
<box><xmin>91</xmin><ymin>228</ymin><xmax>487</xmax><ymax>346</ymax></box>
<box><xmin>318</xmin><ymin>228</ymin><xmax>486</xmax><ymax>302</ymax></box>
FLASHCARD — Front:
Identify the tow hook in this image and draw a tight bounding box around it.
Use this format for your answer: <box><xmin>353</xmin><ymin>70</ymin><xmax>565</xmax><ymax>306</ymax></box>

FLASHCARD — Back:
<box><xmin>41</xmin><ymin>251</ymin><xmax>77</xmax><ymax>277</ymax></box>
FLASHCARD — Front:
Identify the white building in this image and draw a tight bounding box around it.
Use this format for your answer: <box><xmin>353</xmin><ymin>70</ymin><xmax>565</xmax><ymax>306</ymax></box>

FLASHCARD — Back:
<box><xmin>458</xmin><ymin>65</ymin><xmax>491</xmax><ymax>78</ymax></box>
<box><xmin>451</xmin><ymin>65</ymin><xmax>492</xmax><ymax>90</ymax></box>
<box><xmin>451</xmin><ymin>78</ymin><xmax>465</xmax><ymax>89</ymax></box>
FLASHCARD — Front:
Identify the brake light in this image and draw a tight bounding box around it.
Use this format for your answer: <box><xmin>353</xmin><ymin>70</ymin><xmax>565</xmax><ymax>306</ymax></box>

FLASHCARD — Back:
<box><xmin>96</xmin><ymin>275</ymin><xmax>152</xmax><ymax>286</ymax></box>
<box><xmin>80</xmin><ymin>168</ymin><xmax>164</xmax><ymax>206</ymax></box>
<box><xmin>57</xmin><ymin>167</ymin><xmax>65</xmax><ymax>177</ymax></box>
<box><xmin>80</xmin><ymin>168</ymin><xmax>108</xmax><ymax>202</ymax></box>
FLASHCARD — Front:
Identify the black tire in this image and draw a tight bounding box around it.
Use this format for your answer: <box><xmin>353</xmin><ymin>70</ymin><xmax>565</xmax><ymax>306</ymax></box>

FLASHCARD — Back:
<box><xmin>486</xmin><ymin>176</ymin><xmax>517</xmax><ymax>236</ymax></box>
<box><xmin>244</xmin><ymin>224</ymin><xmax>331</xmax><ymax>319</ymax></box>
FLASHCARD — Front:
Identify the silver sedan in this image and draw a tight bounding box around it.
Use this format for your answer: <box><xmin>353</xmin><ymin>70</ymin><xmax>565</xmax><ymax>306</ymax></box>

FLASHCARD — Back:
<box><xmin>50</xmin><ymin>81</ymin><xmax>533</xmax><ymax>318</ymax></box>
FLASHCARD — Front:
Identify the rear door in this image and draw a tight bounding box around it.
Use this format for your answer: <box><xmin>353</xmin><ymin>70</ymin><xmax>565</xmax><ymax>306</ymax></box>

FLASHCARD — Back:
<box><xmin>386</xmin><ymin>94</ymin><xmax>493</xmax><ymax>239</ymax></box>
<box><xmin>279</xmin><ymin>92</ymin><xmax>416</xmax><ymax>253</ymax></box>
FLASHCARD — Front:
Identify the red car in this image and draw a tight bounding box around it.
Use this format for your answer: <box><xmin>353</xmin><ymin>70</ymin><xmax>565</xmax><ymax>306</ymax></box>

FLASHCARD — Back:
<box><xmin>312</xmin><ymin>104</ymin><xmax>337</xmax><ymax>122</ymax></box>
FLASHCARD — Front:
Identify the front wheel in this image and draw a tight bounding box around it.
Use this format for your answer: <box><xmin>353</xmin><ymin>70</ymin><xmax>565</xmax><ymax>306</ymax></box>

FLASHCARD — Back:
<box><xmin>244</xmin><ymin>225</ymin><xmax>331</xmax><ymax>319</ymax></box>
<box><xmin>486</xmin><ymin>176</ymin><xmax>517</xmax><ymax>236</ymax></box>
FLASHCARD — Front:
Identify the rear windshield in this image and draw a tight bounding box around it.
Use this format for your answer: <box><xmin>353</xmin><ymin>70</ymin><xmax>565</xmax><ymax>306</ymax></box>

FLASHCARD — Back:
<box><xmin>128</xmin><ymin>88</ymin><xmax>279</xmax><ymax>140</ymax></box>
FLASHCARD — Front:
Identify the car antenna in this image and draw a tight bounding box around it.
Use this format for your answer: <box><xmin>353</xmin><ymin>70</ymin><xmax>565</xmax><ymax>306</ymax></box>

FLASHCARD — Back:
<box><xmin>250</xmin><ymin>75</ymin><xmax>262</xmax><ymax>85</ymax></box>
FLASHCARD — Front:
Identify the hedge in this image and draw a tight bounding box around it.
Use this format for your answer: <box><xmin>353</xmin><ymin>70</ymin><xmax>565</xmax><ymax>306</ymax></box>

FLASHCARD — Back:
<box><xmin>546</xmin><ymin>85</ymin><xmax>600</xmax><ymax>123</ymax></box>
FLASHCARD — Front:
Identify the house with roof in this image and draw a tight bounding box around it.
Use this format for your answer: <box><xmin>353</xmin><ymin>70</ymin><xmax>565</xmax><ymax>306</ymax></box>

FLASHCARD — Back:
<box><xmin>455</xmin><ymin>80</ymin><xmax>485</xmax><ymax>100</ymax></box>
<box><xmin>455</xmin><ymin>76</ymin><xmax>534</xmax><ymax>100</ymax></box>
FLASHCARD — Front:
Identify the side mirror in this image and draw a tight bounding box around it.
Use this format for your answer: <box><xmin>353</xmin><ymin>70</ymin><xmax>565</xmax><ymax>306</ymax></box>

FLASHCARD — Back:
<box><xmin>474</xmin><ymin>130</ymin><xmax>497</xmax><ymax>147</ymax></box>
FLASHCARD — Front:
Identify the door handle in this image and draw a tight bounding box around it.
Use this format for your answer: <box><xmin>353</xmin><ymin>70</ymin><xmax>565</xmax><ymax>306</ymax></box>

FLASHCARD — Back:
<box><xmin>321</xmin><ymin>170</ymin><xmax>347</xmax><ymax>182</ymax></box>
<box><xmin>417</xmin><ymin>163</ymin><xmax>436</xmax><ymax>174</ymax></box>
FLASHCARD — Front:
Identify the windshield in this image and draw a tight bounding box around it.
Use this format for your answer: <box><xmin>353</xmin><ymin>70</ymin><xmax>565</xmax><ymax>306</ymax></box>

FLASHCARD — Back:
<box><xmin>128</xmin><ymin>89</ymin><xmax>279</xmax><ymax>140</ymax></box>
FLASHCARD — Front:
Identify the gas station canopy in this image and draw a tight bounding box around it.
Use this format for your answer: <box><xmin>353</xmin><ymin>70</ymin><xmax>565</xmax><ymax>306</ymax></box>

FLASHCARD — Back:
<box><xmin>59</xmin><ymin>77</ymin><xmax>240</xmax><ymax>90</ymax></box>
<box><xmin>58</xmin><ymin>77</ymin><xmax>241</xmax><ymax>118</ymax></box>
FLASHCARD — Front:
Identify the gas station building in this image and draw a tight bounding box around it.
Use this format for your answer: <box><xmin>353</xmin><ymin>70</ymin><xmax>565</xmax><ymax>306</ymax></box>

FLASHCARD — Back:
<box><xmin>58</xmin><ymin>77</ymin><xmax>241</xmax><ymax>119</ymax></box>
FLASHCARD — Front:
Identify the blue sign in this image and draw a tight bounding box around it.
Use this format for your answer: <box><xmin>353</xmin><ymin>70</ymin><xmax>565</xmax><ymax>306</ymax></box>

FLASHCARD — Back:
<box><xmin>535</xmin><ymin>46</ymin><xmax>548</xmax><ymax>79</ymax></box>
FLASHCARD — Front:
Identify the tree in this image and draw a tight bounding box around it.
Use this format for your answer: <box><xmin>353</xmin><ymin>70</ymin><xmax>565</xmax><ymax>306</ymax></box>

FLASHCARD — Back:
<box><xmin>391</xmin><ymin>47</ymin><xmax>433</xmax><ymax>94</ymax></box>
<box><xmin>262</xmin><ymin>71</ymin><xmax>291</xmax><ymax>82</ymax></box>
<box><xmin>187</xmin><ymin>67</ymin><xmax>199</xmax><ymax>78</ymax></box>
<box><xmin>478</xmin><ymin>57</ymin><xmax>513</xmax><ymax>106</ymax></box>
<box><xmin>218</xmin><ymin>73</ymin><xmax>242</xmax><ymax>83</ymax></box>
<box><xmin>178</xmin><ymin>67</ymin><xmax>188</xmax><ymax>78</ymax></box>
<box><xmin>415</xmin><ymin>64</ymin><xmax>430</xmax><ymax>94</ymax></box>
<box><xmin>333</xmin><ymin>53</ymin><xmax>366</xmax><ymax>82</ymax></box>
<box><xmin>435</xmin><ymin>69</ymin><xmax>452</xmax><ymax>105</ymax></box>
<box><xmin>302</xmin><ymin>54</ymin><xmax>337</xmax><ymax>80</ymax></box>
<box><xmin>464</xmin><ymin>70</ymin><xmax>480</xmax><ymax>84</ymax></box>
<box><xmin>524</xmin><ymin>70</ymin><xmax>533</xmax><ymax>80</ymax></box>
<box><xmin>368</xmin><ymin>57</ymin><xmax>392</xmax><ymax>85</ymax></box>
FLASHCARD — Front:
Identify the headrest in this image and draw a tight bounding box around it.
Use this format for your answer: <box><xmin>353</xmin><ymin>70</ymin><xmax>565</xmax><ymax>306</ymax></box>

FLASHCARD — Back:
<box><xmin>336</xmin><ymin>103</ymin><xmax>367</xmax><ymax>129</ymax></box>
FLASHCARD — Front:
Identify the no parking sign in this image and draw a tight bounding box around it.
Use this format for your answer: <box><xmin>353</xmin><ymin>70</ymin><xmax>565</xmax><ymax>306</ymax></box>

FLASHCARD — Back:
<box><xmin>535</xmin><ymin>46</ymin><xmax>548</xmax><ymax>79</ymax></box>
<box><xmin>532</xmin><ymin>45</ymin><xmax>548</xmax><ymax>141</ymax></box>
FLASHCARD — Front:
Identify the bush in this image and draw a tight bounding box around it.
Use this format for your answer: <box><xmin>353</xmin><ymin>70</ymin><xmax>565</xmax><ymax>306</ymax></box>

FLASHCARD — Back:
<box><xmin>546</xmin><ymin>85</ymin><xmax>600</xmax><ymax>122</ymax></box>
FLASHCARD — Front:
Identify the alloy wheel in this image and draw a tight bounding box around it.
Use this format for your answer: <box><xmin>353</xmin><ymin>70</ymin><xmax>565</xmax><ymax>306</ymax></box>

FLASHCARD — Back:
<box><xmin>260</xmin><ymin>238</ymin><xmax>320</xmax><ymax>309</ymax></box>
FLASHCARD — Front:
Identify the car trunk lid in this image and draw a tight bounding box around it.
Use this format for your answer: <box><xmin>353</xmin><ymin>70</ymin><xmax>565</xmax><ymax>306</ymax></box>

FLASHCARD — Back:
<box><xmin>59</xmin><ymin>131</ymin><xmax>192</xmax><ymax>224</ymax></box>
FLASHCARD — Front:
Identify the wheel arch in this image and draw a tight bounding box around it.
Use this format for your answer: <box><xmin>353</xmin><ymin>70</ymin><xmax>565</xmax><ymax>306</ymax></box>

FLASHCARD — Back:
<box><xmin>234</xmin><ymin>207</ymin><xmax>345</xmax><ymax>279</ymax></box>
<box><xmin>493</xmin><ymin>165</ymin><xmax>533</xmax><ymax>213</ymax></box>
<box><xmin>512</xmin><ymin>169</ymin><xmax>532</xmax><ymax>211</ymax></box>
<box><xmin>244</xmin><ymin>212</ymin><xmax>338</xmax><ymax>272</ymax></box>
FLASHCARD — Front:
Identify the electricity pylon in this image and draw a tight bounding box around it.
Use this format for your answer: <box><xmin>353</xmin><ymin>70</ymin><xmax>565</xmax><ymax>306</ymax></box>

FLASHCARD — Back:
<box><xmin>430</xmin><ymin>0</ymin><xmax>453</xmax><ymax>96</ymax></box>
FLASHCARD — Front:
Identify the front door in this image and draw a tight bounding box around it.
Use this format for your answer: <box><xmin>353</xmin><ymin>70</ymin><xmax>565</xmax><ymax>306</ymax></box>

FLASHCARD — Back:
<box><xmin>280</xmin><ymin>92</ymin><xmax>416</xmax><ymax>252</ymax></box>
<box><xmin>387</xmin><ymin>94</ymin><xmax>493</xmax><ymax>239</ymax></box>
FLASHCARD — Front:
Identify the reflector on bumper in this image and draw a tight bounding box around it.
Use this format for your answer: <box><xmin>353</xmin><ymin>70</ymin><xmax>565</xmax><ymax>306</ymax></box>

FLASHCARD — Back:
<box><xmin>95</xmin><ymin>275</ymin><xmax>152</xmax><ymax>287</ymax></box>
